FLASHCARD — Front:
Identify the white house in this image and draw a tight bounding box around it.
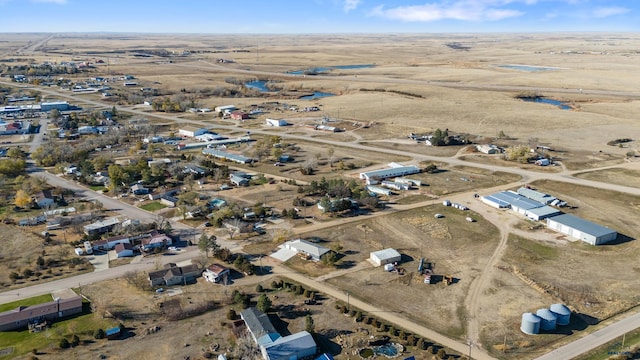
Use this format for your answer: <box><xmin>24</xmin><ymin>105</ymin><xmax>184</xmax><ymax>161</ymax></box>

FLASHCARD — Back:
<box><xmin>370</xmin><ymin>248</ymin><xmax>402</xmax><ymax>266</ymax></box>
<box><xmin>266</xmin><ymin>118</ymin><xmax>288</xmax><ymax>127</ymax></box>
<box><xmin>283</xmin><ymin>239</ymin><xmax>330</xmax><ymax>261</ymax></box>
<box><xmin>203</xmin><ymin>264</ymin><xmax>230</xmax><ymax>283</ymax></box>
<box><xmin>178</xmin><ymin>126</ymin><xmax>207</xmax><ymax>138</ymax></box>
<box><xmin>115</xmin><ymin>243</ymin><xmax>134</xmax><ymax>258</ymax></box>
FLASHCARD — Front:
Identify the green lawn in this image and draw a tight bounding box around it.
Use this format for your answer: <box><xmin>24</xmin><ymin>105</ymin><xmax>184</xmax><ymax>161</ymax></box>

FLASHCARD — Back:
<box><xmin>88</xmin><ymin>185</ymin><xmax>107</xmax><ymax>191</ymax></box>
<box><xmin>139</xmin><ymin>201</ymin><xmax>167</xmax><ymax>211</ymax></box>
<box><xmin>0</xmin><ymin>302</ymin><xmax>118</xmax><ymax>358</ymax></box>
<box><xmin>0</xmin><ymin>294</ymin><xmax>53</xmax><ymax>313</ymax></box>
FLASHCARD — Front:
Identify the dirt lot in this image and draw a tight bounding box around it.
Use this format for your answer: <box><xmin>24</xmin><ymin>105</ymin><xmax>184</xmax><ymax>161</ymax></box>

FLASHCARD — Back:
<box><xmin>290</xmin><ymin>204</ymin><xmax>502</xmax><ymax>340</ymax></box>
<box><xmin>0</xmin><ymin>226</ymin><xmax>92</xmax><ymax>291</ymax></box>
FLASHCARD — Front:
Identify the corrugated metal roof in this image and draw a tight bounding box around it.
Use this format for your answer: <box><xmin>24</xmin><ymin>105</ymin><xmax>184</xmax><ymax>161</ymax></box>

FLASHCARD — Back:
<box><xmin>490</xmin><ymin>191</ymin><xmax>544</xmax><ymax>210</ymax></box>
<box><xmin>241</xmin><ymin>307</ymin><xmax>279</xmax><ymax>342</ymax></box>
<box><xmin>371</xmin><ymin>248</ymin><xmax>401</xmax><ymax>261</ymax></box>
<box><xmin>526</xmin><ymin>206</ymin><xmax>562</xmax><ymax>217</ymax></box>
<box><xmin>547</xmin><ymin>213</ymin><xmax>616</xmax><ymax>237</ymax></box>
<box><xmin>517</xmin><ymin>187</ymin><xmax>557</xmax><ymax>204</ymax></box>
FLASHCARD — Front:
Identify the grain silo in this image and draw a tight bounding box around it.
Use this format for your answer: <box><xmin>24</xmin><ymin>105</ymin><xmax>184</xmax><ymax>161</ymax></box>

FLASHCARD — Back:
<box><xmin>520</xmin><ymin>312</ymin><xmax>541</xmax><ymax>335</ymax></box>
<box><xmin>536</xmin><ymin>309</ymin><xmax>557</xmax><ymax>331</ymax></box>
<box><xmin>550</xmin><ymin>303</ymin><xmax>571</xmax><ymax>325</ymax></box>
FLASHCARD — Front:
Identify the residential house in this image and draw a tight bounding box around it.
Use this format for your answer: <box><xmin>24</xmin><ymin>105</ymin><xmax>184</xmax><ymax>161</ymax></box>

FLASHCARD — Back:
<box><xmin>160</xmin><ymin>195</ymin><xmax>179</xmax><ymax>208</ymax></box>
<box><xmin>230</xmin><ymin>111</ymin><xmax>250</xmax><ymax>121</ymax></box>
<box><xmin>83</xmin><ymin>217</ymin><xmax>121</xmax><ymax>236</ymax></box>
<box><xmin>241</xmin><ymin>307</ymin><xmax>317</xmax><ymax>360</ymax></box>
<box><xmin>148</xmin><ymin>187</ymin><xmax>179</xmax><ymax>201</ymax></box>
<box><xmin>230</xmin><ymin>173</ymin><xmax>250</xmax><ymax>187</ymax></box>
<box><xmin>140</xmin><ymin>232</ymin><xmax>172</xmax><ymax>251</ymax></box>
<box><xmin>148</xmin><ymin>263</ymin><xmax>200</xmax><ymax>287</ymax></box>
<box><xmin>0</xmin><ymin>293</ymin><xmax>83</xmax><ymax>331</ymax></box>
<box><xmin>130</xmin><ymin>183</ymin><xmax>149</xmax><ymax>195</ymax></box>
<box><xmin>35</xmin><ymin>190</ymin><xmax>55</xmax><ymax>208</ymax></box>
<box><xmin>92</xmin><ymin>235</ymin><xmax>131</xmax><ymax>251</ymax></box>
<box><xmin>115</xmin><ymin>243</ymin><xmax>134</xmax><ymax>258</ymax></box>
<box><xmin>203</xmin><ymin>264</ymin><xmax>230</xmax><ymax>283</ymax></box>
<box><xmin>183</xmin><ymin>164</ymin><xmax>207</xmax><ymax>177</ymax></box>
<box><xmin>282</xmin><ymin>239</ymin><xmax>330</xmax><ymax>261</ymax></box>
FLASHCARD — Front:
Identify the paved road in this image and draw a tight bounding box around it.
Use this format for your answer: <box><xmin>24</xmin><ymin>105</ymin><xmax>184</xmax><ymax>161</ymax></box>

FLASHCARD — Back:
<box><xmin>535</xmin><ymin>310</ymin><xmax>640</xmax><ymax>360</ymax></box>
<box><xmin>0</xmin><ymin>247</ymin><xmax>202</xmax><ymax>303</ymax></box>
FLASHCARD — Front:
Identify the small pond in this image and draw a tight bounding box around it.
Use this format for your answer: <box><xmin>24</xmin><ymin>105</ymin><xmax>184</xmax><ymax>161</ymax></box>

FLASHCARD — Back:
<box><xmin>288</xmin><ymin>64</ymin><xmax>375</xmax><ymax>75</ymax></box>
<box><xmin>245</xmin><ymin>80</ymin><xmax>271</xmax><ymax>92</ymax></box>
<box><xmin>300</xmin><ymin>92</ymin><xmax>335</xmax><ymax>100</ymax></box>
<box><xmin>359</xmin><ymin>343</ymin><xmax>402</xmax><ymax>358</ymax></box>
<box><xmin>496</xmin><ymin>64</ymin><xmax>564</xmax><ymax>72</ymax></box>
<box><xmin>521</xmin><ymin>97</ymin><xmax>571</xmax><ymax>110</ymax></box>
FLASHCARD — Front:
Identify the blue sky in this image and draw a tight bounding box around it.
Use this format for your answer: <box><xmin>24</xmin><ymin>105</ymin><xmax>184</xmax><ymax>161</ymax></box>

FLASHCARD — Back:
<box><xmin>0</xmin><ymin>0</ymin><xmax>637</xmax><ymax>33</ymax></box>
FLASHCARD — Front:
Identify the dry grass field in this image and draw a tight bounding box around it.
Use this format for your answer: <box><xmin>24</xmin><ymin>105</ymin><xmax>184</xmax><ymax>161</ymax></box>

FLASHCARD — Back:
<box><xmin>0</xmin><ymin>226</ymin><xmax>92</xmax><ymax>291</ymax></box>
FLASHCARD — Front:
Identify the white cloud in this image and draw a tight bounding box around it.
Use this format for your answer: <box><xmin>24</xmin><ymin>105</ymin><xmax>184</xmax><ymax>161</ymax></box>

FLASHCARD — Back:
<box><xmin>589</xmin><ymin>6</ymin><xmax>629</xmax><ymax>18</ymax></box>
<box><xmin>30</xmin><ymin>0</ymin><xmax>67</xmax><ymax>4</ymax></box>
<box><xmin>370</xmin><ymin>1</ymin><xmax>525</xmax><ymax>22</ymax></box>
<box><xmin>344</xmin><ymin>0</ymin><xmax>361</xmax><ymax>12</ymax></box>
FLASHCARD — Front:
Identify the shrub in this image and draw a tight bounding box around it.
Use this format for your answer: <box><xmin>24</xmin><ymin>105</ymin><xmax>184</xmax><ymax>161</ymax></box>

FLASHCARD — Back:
<box><xmin>355</xmin><ymin>311</ymin><xmax>363</xmax><ymax>322</ymax></box>
<box><xmin>436</xmin><ymin>348</ymin><xmax>447</xmax><ymax>359</ymax></box>
<box><xmin>270</xmin><ymin>280</ymin><xmax>279</xmax><ymax>289</ymax></box>
<box><xmin>304</xmin><ymin>289</ymin><xmax>312</xmax><ymax>298</ymax></box>
<box><xmin>71</xmin><ymin>334</ymin><xmax>80</xmax><ymax>347</ymax></box>
<box><xmin>426</xmin><ymin>346</ymin><xmax>435</xmax><ymax>354</ymax></box>
<box><xmin>59</xmin><ymin>338</ymin><xmax>70</xmax><ymax>349</ymax></box>
<box><xmin>256</xmin><ymin>284</ymin><xmax>264</xmax><ymax>292</ymax></box>
<box><xmin>94</xmin><ymin>329</ymin><xmax>105</xmax><ymax>339</ymax></box>
<box><xmin>227</xmin><ymin>309</ymin><xmax>238</xmax><ymax>320</ymax></box>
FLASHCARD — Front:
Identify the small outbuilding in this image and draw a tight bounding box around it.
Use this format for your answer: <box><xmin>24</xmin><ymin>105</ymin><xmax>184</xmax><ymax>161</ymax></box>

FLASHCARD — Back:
<box><xmin>370</xmin><ymin>248</ymin><xmax>402</xmax><ymax>267</ymax></box>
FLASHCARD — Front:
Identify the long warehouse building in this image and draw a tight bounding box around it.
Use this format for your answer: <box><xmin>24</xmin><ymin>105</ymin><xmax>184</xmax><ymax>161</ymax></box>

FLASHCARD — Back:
<box><xmin>546</xmin><ymin>214</ymin><xmax>617</xmax><ymax>245</ymax></box>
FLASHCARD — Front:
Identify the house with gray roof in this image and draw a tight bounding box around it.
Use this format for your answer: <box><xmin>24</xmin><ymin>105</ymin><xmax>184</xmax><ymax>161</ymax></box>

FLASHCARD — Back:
<box><xmin>241</xmin><ymin>307</ymin><xmax>317</xmax><ymax>360</ymax></box>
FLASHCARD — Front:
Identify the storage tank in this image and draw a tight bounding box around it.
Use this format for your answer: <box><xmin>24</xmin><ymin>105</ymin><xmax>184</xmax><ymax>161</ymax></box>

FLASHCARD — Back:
<box><xmin>536</xmin><ymin>309</ymin><xmax>557</xmax><ymax>331</ymax></box>
<box><xmin>550</xmin><ymin>303</ymin><xmax>571</xmax><ymax>325</ymax></box>
<box><xmin>520</xmin><ymin>313</ymin><xmax>541</xmax><ymax>335</ymax></box>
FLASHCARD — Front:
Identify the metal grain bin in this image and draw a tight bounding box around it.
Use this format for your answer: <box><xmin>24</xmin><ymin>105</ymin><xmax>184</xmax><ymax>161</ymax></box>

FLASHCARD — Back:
<box><xmin>520</xmin><ymin>312</ymin><xmax>541</xmax><ymax>335</ymax></box>
<box><xmin>550</xmin><ymin>303</ymin><xmax>571</xmax><ymax>325</ymax></box>
<box><xmin>536</xmin><ymin>308</ymin><xmax>557</xmax><ymax>331</ymax></box>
